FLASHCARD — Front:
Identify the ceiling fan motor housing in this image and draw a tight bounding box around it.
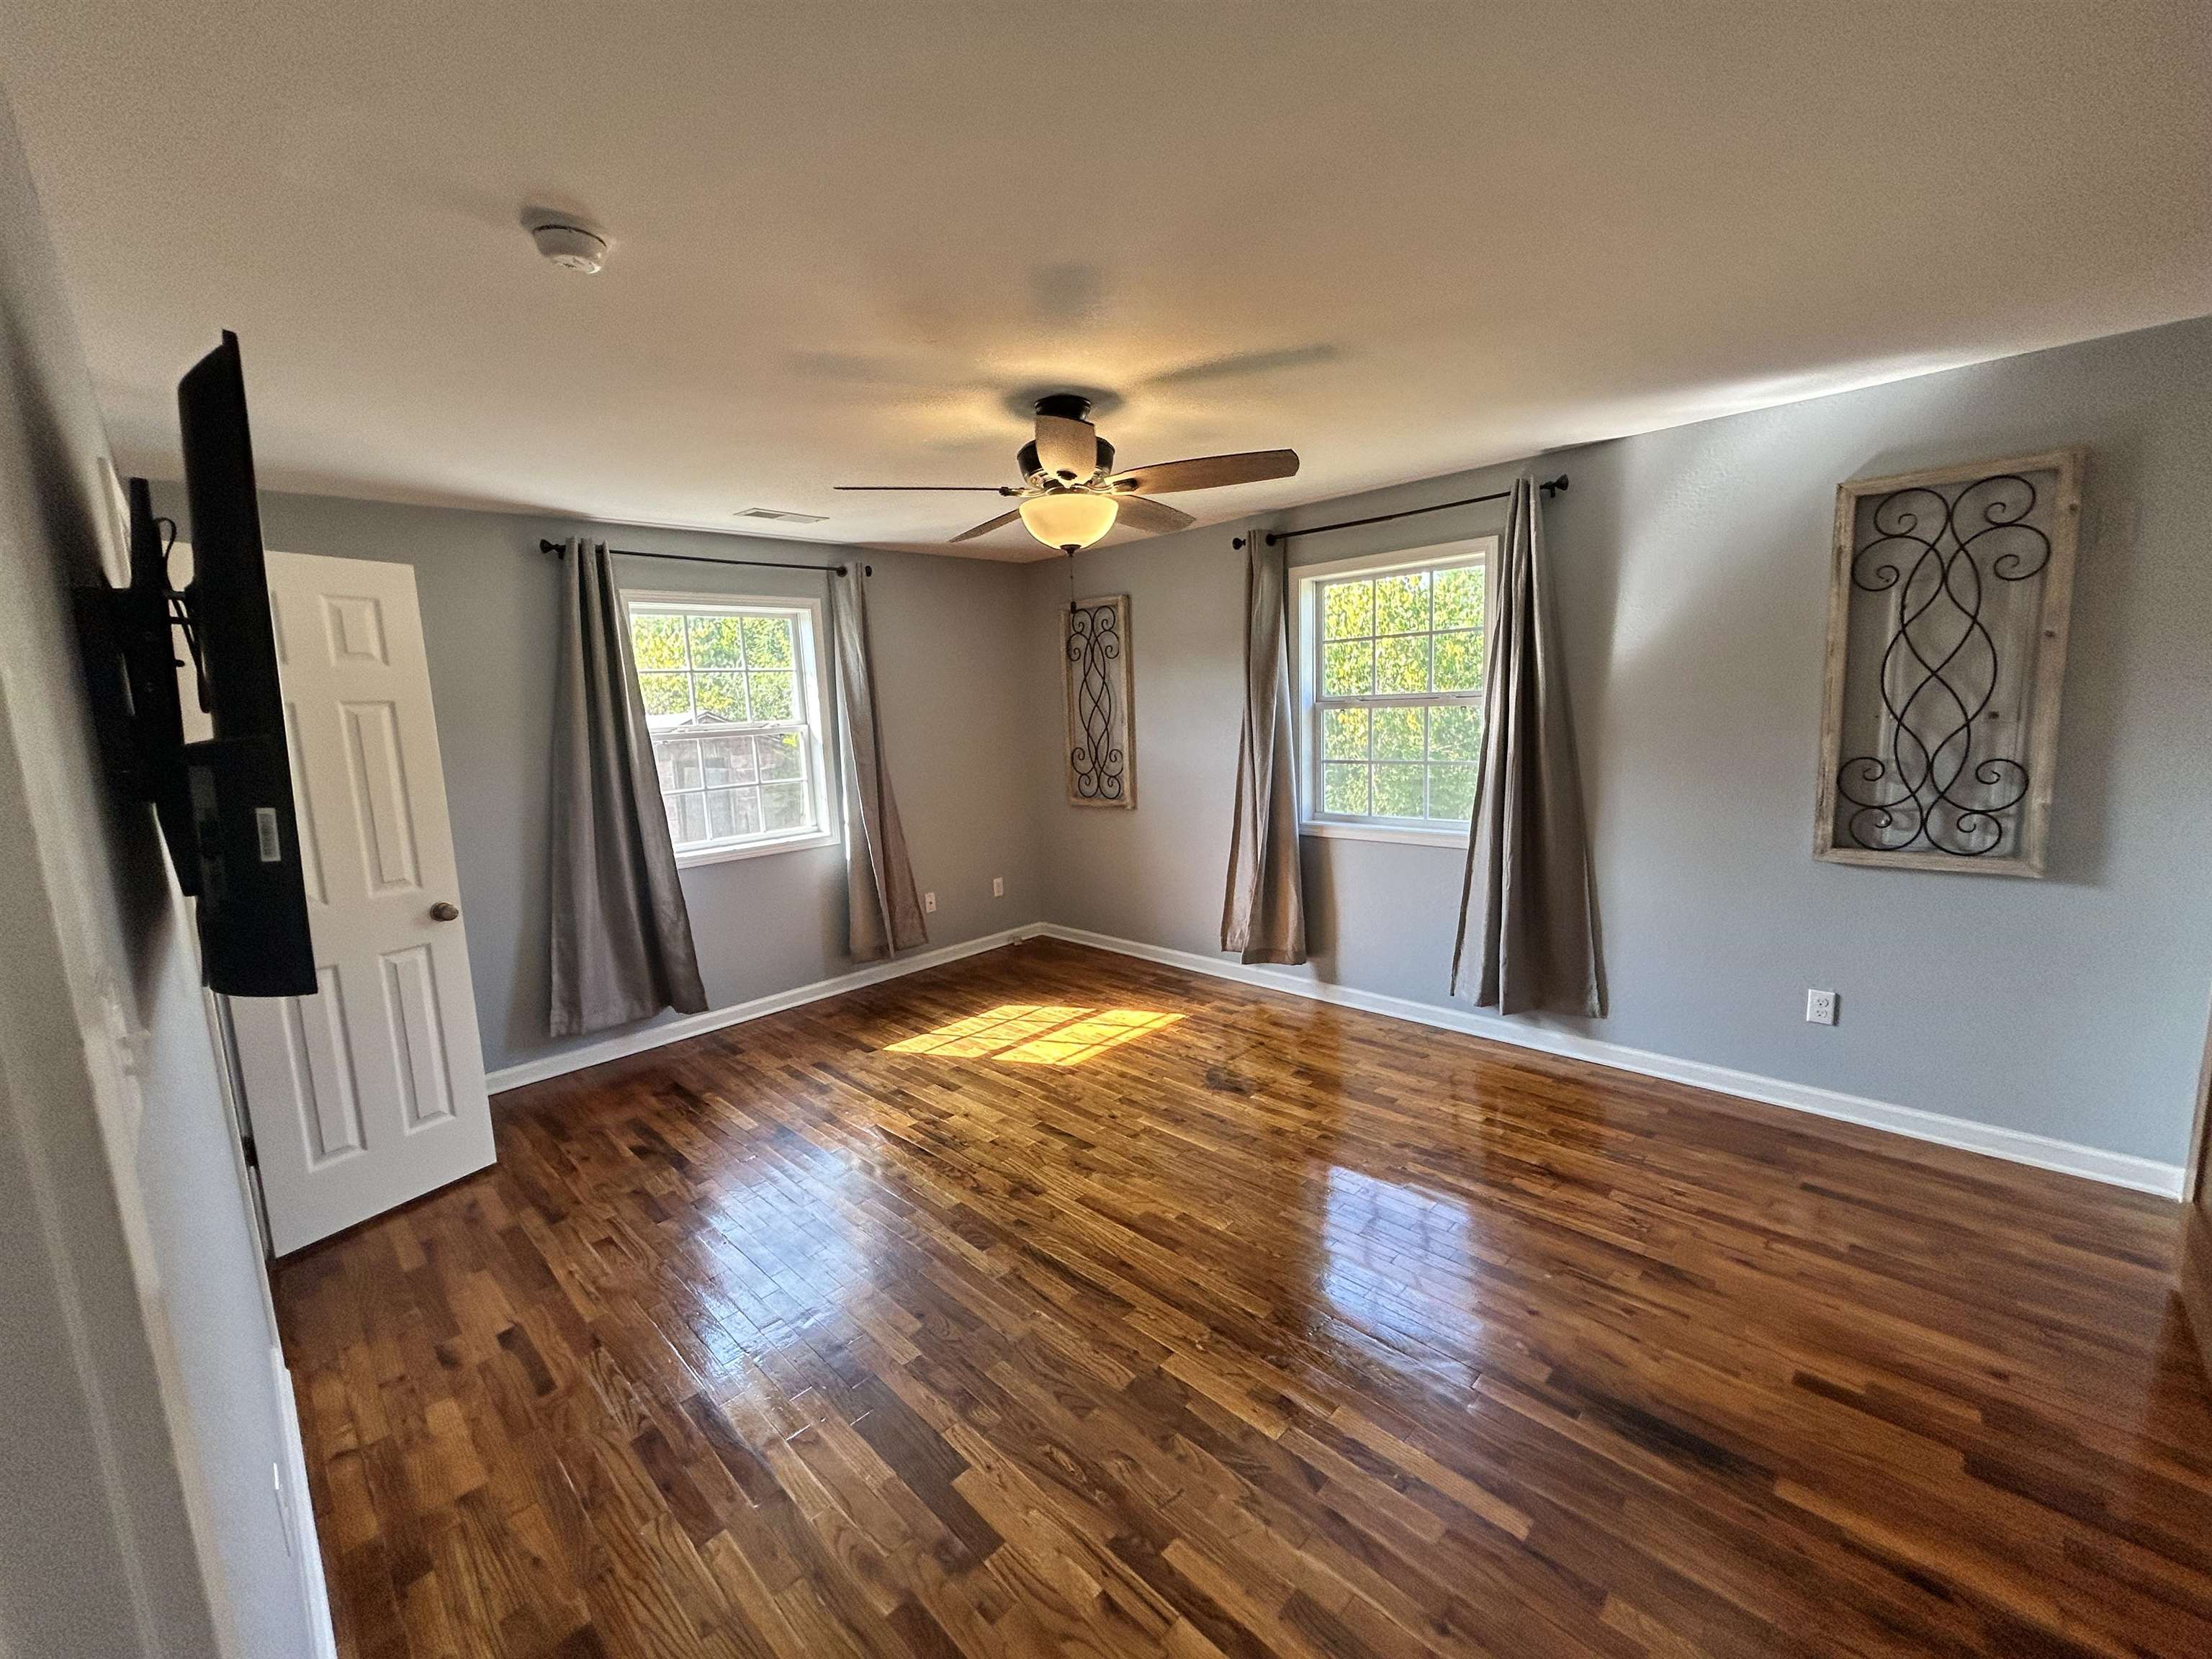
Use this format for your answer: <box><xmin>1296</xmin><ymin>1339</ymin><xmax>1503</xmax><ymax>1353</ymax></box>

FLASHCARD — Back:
<box><xmin>1019</xmin><ymin>436</ymin><xmax>1113</xmax><ymax>485</ymax></box>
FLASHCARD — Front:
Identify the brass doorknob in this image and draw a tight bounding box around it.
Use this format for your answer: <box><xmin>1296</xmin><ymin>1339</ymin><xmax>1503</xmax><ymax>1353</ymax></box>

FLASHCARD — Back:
<box><xmin>429</xmin><ymin>901</ymin><xmax>460</xmax><ymax>922</ymax></box>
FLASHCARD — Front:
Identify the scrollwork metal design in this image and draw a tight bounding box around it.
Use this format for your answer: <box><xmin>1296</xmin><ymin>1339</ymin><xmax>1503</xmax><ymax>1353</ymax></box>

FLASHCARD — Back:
<box><xmin>1066</xmin><ymin>601</ymin><xmax>1126</xmax><ymax>803</ymax></box>
<box><xmin>1835</xmin><ymin>473</ymin><xmax>2049</xmax><ymax>857</ymax></box>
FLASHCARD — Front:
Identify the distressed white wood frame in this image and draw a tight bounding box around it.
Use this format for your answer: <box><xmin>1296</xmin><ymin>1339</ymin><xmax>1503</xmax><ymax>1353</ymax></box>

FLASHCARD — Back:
<box><xmin>1814</xmin><ymin>447</ymin><xmax>2084</xmax><ymax>876</ymax></box>
<box><xmin>1063</xmin><ymin>593</ymin><xmax>1135</xmax><ymax>809</ymax></box>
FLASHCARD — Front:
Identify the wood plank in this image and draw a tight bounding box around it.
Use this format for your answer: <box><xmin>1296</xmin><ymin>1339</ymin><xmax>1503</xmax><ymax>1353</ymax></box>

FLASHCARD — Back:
<box><xmin>276</xmin><ymin>938</ymin><xmax>2212</xmax><ymax>1658</ymax></box>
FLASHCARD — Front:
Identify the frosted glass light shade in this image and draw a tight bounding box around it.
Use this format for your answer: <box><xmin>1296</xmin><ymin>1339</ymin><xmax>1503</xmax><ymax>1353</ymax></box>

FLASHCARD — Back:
<box><xmin>1019</xmin><ymin>490</ymin><xmax>1119</xmax><ymax>552</ymax></box>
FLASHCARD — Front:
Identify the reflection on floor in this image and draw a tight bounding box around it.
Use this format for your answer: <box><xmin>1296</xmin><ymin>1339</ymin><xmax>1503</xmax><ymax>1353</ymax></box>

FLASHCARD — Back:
<box><xmin>275</xmin><ymin>938</ymin><xmax>2212</xmax><ymax>1659</ymax></box>
<box><xmin>1322</xmin><ymin>1166</ymin><xmax>1482</xmax><ymax>1393</ymax></box>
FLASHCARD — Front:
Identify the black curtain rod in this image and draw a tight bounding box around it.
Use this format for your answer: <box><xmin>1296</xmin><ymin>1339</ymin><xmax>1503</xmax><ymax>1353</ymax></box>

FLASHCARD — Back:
<box><xmin>537</xmin><ymin>538</ymin><xmax>867</xmax><ymax>577</ymax></box>
<box><xmin>1235</xmin><ymin>475</ymin><xmax>1568</xmax><ymax>549</ymax></box>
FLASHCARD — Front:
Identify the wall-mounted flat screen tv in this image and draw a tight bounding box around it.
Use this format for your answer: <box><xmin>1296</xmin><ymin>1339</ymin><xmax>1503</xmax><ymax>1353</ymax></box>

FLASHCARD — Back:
<box><xmin>75</xmin><ymin>331</ymin><xmax>315</xmax><ymax>997</ymax></box>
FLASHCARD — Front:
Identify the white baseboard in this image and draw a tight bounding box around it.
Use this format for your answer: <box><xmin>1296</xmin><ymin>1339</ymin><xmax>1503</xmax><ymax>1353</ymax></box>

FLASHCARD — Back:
<box><xmin>482</xmin><ymin>919</ymin><xmax>2182</xmax><ymax>1198</ymax></box>
<box><xmin>484</xmin><ymin>927</ymin><xmax>1035</xmax><ymax>1093</ymax></box>
<box><xmin>269</xmin><ymin>1346</ymin><xmax>339</xmax><ymax>1659</ymax></box>
<box><xmin>1026</xmin><ymin>924</ymin><xmax>2185</xmax><ymax>1199</ymax></box>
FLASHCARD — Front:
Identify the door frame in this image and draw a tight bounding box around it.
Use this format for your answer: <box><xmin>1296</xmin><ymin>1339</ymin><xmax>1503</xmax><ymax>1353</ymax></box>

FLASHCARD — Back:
<box><xmin>2179</xmin><ymin>979</ymin><xmax>2212</xmax><ymax>1380</ymax></box>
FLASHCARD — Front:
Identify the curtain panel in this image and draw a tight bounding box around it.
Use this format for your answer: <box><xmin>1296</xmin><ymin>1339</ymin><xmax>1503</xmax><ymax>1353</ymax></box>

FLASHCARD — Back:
<box><xmin>1452</xmin><ymin>479</ymin><xmax>1606</xmax><ymax>1017</ymax></box>
<box><xmin>1221</xmin><ymin>530</ymin><xmax>1308</xmax><ymax>965</ymax></box>
<box><xmin>828</xmin><ymin>567</ymin><xmax>928</xmax><ymax>961</ymax></box>
<box><xmin>547</xmin><ymin>539</ymin><xmax>709</xmax><ymax>1036</ymax></box>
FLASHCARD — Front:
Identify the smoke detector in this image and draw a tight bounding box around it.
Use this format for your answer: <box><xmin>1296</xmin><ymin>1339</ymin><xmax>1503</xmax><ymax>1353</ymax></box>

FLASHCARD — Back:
<box><xmin>529</xmin><ymin>220</ymin><xmax>608</xmax><ymax>274</ymax></box>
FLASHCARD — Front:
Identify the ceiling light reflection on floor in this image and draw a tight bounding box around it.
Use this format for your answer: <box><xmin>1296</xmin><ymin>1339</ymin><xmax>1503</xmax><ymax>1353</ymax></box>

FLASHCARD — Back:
<box><xmin>883</xmin><ymin>1002</ymin><xmax>1182</xmax><ymax>1066</ymax></box>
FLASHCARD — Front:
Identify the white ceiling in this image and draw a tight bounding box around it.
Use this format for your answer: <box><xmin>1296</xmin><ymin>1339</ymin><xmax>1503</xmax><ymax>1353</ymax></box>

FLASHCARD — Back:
<box><xmin>5</xmin><ymin>3</ymin><xmax>2208</xmax><ymax>560</ymax></box>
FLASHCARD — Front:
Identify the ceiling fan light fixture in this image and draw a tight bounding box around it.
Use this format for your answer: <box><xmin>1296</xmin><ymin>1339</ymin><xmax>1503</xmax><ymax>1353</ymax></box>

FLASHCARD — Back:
<box><xmin>841</xmin><ymin>395</ymin><xmax>1298</xmax><ymax>549</ymax></box>
<box><xmin>1018</xmin><ymin>490</ymin><xmax>1118</xmax><ymax>552</ymax></box>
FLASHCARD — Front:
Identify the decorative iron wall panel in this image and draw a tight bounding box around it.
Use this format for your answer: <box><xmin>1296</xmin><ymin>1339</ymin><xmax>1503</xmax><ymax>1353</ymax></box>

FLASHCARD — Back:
<box><xmin>1815</xmin><ymin>448</ymin><xmax>2084</xmax><ymax>876</ymax></box>
<box><xmin>1064</xmin><ymin>595</ymin><xmax>1135</xmax><ymax>809</ymax></box>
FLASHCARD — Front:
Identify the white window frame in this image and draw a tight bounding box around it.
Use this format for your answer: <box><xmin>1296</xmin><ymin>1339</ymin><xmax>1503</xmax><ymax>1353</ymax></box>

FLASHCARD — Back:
<box><xmin>1292</xmin><ymin>536</ymin><xmax>1496</xmax><ymax>848</ymax></box>
<box><xmin>621</xmin><ymin>589</ymin><xmax>841</xmax><ymax>867</ymax></box>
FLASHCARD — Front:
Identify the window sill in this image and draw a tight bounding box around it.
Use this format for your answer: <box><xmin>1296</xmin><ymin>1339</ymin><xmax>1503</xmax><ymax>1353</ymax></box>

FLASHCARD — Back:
<box><xmin>1299</xmin><ymin>819</ymin><xmax>1470</xmax><ymax>850</ymax></box>
<box><xmin>675</xmin><ymin>828</ymin><xmax>842</xmax><ymax>868</ymax></box>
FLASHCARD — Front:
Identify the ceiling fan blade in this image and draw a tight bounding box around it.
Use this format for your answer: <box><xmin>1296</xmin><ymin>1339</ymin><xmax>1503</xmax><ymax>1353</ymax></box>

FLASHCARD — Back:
<box><xmin>1033</xmin><ymin>413</ymin><xmax>1100</xmax><ymax>481</ymax></box>
<box><xmin>950</xmin><ymin>507</ymin><xmax>1025</xmax><ymax>543</ymax></box>
<box><xmin>833</xmin><ymin>485</ymin><xmax>1012</xmax><ymax>492</ymax></box>
<box><xmin>1111</xmin><ymin>449</ymin><xmax>1300</xmax><ymax>495</ymax></box>
<box><xmin>1111</xmin><ymin>495</ymin><xmax>1196</xmax><ymax>536</ymax></box>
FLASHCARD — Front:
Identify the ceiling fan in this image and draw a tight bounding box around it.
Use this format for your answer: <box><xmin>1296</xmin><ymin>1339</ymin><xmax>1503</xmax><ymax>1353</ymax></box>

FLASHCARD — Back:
<box><xmin>837</xmin><ymin>394</ymin><xmax>1300</xmax><ymax>554</ymax></box>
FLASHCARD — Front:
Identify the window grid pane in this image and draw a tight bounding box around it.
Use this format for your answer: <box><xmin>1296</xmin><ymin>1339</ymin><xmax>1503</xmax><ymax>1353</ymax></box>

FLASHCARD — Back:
<box><xmin>1323</xmin><ymin>578</ymin><xmax>1374</xmax><ymax>641</ymax></box>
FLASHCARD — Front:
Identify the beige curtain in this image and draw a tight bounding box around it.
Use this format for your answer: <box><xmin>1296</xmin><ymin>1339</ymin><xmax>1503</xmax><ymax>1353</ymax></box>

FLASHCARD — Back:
<box><xmin>1221</xmin><ymin>529</ymin><xmax>1308</xmax><ymax>964</ymax></box>
<box><xmin>547</xmin><ymin>540</ymin><xmax>709</xmax><ymax>1036</ymax></box>
<box><xmin>1452</xmin><ymin>479</ymin><xmax>1606</xmax><ymax>1016</ymax></box>
<box><xmin>828</xmin><ymin>567</ymin><xmax>927</xmax><ymax>961</ymax></box>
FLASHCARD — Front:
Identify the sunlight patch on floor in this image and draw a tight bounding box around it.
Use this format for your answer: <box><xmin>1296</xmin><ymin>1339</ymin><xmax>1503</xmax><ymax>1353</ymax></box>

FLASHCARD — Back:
<box><xmin>1001</xmin><ymin>1009</ymin><xmax>1183</xmax><ymax>1066</ymax></box>
<box><xmin>884</xmin><ymin>1002</ymin><xmax>1183</xmax><ymax>1066</ymax></box>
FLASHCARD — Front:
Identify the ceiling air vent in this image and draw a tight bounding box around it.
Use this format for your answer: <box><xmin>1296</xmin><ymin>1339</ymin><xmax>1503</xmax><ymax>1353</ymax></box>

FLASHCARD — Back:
<box><xmin>734</xmin><ymin>507</ymin><xmax>828</xmax><ymax>524</ymax></box>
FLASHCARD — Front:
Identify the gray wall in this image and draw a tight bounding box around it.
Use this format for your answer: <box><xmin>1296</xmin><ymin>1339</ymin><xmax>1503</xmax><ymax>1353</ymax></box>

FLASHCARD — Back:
<box><xmin>1</xmin><ymin>89</ymin><xmax>314</xmax><ymax>1658</ymax></box>
<box><xmin>151</xmin><ymin>488</ymin><xmax>1045</xmax><ymax>1075</ymax></box>
<box><xmin>150</xmin><ymin>315</ymin><xmax>2212</xmax><ymax>1170</ymax></box>
<box><xmin>1026</xmin><ymin>316</ymin><xmax>2212</xmax><ymax>1168</ymax></box>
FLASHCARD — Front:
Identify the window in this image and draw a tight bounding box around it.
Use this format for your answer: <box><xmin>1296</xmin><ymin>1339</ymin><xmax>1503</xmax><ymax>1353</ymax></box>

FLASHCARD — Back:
<box><xmin>624</xmin><ymin>594</ymin><xmax>839</xmax><ymax>864</ymax></box>
<box><xmin>1295</xmin><ymin>539</ymin><xmax>1492</xmax><ymax>842</ymax></box>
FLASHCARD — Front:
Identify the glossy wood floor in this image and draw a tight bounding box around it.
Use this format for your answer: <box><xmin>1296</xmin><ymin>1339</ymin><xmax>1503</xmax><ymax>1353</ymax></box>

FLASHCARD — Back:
<box><xmin>276</xmin><ymin>939</ymin><xmax>2212</xmax><ymax>1659</ymax></box>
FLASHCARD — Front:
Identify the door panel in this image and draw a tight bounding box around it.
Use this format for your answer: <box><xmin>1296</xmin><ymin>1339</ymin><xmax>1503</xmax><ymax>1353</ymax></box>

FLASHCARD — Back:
<box><xmin>230</xmin><ymin>552</ymin><xmax>493</xmax><ymax>1253</ymax></box>
<box><xmin>379</xmin><ymin>943</ymin><xmax>456</xmax><ymax>1128</ymax></box>
<box><xmin>341</xmin><ymin>699</ymin><xmax>421</xmax><ymax>889</ymax></box>
<box><xmin>282</xmin><ymin>969</ymin><xmax>363</xmax><ymax>1164</ymax></box>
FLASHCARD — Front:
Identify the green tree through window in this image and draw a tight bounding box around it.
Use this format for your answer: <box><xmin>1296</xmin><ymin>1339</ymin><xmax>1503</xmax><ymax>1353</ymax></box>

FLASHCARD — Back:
<box><xmin>624</xmin><ymin>600</ymin><xmax>827</xmax><ymax>855</ymax></box>
<box><xmin>1308</xmin><ymin>554</ymin><xmax>1486</xmax><ymax>828</ymax></box>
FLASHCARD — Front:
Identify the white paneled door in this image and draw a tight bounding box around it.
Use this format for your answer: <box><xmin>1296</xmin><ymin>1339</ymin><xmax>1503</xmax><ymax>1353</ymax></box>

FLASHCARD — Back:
<box><xmin>229</xmin><ymin>552</ymin><xmax>493</xmax><ymax>1254</ymax></box>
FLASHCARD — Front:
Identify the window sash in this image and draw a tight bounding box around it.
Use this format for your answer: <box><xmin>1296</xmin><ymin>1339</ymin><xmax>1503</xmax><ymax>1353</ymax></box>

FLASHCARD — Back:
<box><xmin>1312</xmin><ymin>691</ymin><xmax>1482</xmax><ymax>711</ymax></box>
<box><xmin>1310</xmin><ymin>696</ymin><xmax>1485</xmax><ymax>826</ymax></box>
<box><xmin>622</xmin><ymin>595</ymin><xmax>832</xmax><ymax>857</ymax></box>
<box><xmin>1297</xmin><ymin>541</ymin><xmax>1493</xmax><ymax>835</ymax></box>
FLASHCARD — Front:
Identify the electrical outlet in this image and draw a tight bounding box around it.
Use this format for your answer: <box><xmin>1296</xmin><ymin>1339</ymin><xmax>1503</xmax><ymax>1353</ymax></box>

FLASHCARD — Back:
<box><xmin>923</xmin><ymin>891</ymin><xmax>936</xmax><ymax>914</ymax></box>
<box><xmin>992</xmin><ymin>876</ymin><xmax>1004</xmax><ymax>898</ymax></box>
<box><xmin>1805</xmin><ymin>988</ymin><xmax>1838</xmax><ymax>1026</ymax></box>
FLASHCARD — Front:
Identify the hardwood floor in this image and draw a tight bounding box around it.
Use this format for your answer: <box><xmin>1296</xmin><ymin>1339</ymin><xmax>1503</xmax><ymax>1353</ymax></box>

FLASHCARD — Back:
<box><xmin>275</xmin><ymin>938</ymin><xmax>2212</xmax><ymax>1659</ymax></box>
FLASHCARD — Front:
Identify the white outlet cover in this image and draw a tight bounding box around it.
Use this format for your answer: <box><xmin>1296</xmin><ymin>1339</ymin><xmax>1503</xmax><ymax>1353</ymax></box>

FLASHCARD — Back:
<box><xmin>992</xmin><ymin>876</ymin><xmax>1004</xmax><ymax>897</ymax></box>
<box><xmin>1805</xmin><ymin>988</ymin><xmax>1838</xmax><ymax>1025</ymax></box>
<box><xmin>924</xmin><ymin>891</ymin><xmax>936</xmax><ymax>912</ymax></box>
